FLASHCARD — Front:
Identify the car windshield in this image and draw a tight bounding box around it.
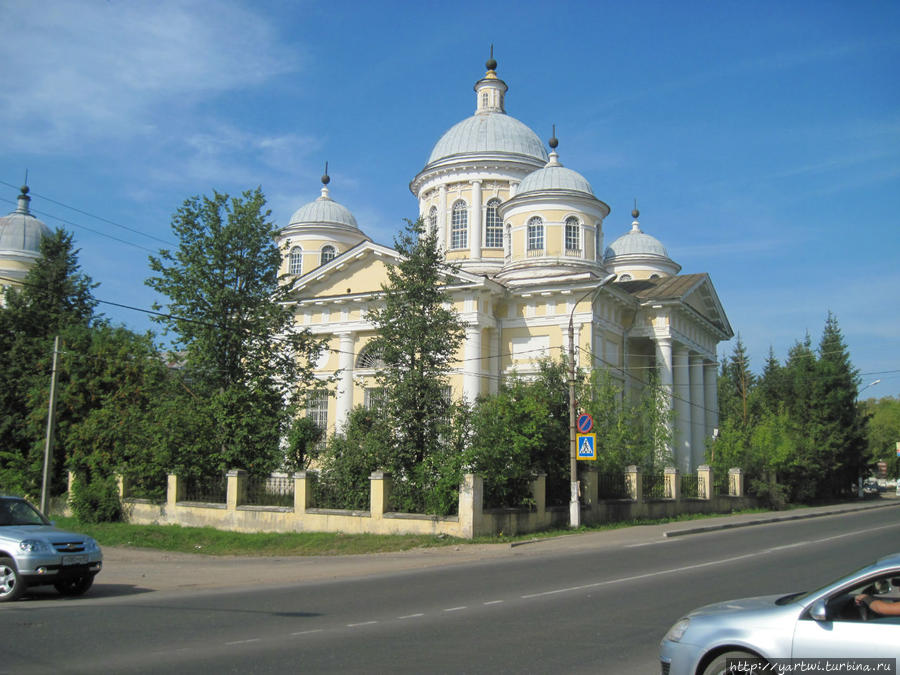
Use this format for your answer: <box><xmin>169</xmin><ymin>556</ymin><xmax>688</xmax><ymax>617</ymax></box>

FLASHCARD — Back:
<box><xmin>788</xmin><ymin>561</ymin><xmax>879</xmax><ymax>604</ymax></box>
<box><xmin>0</xmin><ymin>498</ymin><xmax>51</xmax><ymax>526</ymax></box>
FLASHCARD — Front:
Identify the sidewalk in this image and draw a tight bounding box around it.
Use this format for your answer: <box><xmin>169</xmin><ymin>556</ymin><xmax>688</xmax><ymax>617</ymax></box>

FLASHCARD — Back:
<box><xmin>92</xmin><ymin>497</ymin><xmax>900</xmax><ymax>598</ymax></box>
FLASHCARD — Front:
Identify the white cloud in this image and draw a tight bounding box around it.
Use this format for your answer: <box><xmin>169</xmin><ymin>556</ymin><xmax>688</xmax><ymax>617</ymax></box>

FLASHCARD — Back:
<box><xmin>0</xmin><ymin>0</ymin><xmax>301</xmax><ymax>153</ymax></box>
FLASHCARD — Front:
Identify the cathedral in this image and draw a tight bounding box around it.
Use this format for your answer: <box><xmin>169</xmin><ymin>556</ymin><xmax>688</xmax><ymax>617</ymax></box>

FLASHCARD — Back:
<box><xmin>0</xmin><ymin>185</ymin><xmax>51</xmax><ymax>298</ymax></box>
<box><xmin>277</xmin><ymin>57</ymin><xmax>733</xmax><ymax>474</ymax></box>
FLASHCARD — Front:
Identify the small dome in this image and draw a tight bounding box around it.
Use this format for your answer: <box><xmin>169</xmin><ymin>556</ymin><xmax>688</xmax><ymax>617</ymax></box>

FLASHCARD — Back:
<box><xmin>0</xmin><ymin>187</ymin><xmax>51</xmax><ymax>253</ymax></box>
<box><xmin>517</xmin><ymin>152</ymin><xmax>594</xmax><ymax>196</ymax></box>
<box><xmin>604</xmin><ymin>218</ymin><xmax>670</xmax><ymax>261</ymax></box>
<box><xmin>427</xmin><ymin>113</ymin><xmax>548</xmax><ymax>166</ymax></box>
<box><xmin>289</xmin><ymin>187</ymin><xmax>358</xmax><ymax>229</ymax></box>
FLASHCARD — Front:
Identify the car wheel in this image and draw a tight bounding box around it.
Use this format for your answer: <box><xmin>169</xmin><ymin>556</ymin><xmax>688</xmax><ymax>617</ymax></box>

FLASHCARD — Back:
<box><xmin>54</xmin><ymin>574</ymin><xmax>94</xmax><ymax>597</ymax></box>
<box><xmin>0</xmin><ymin>556</ymin><xmax>25</xmax><ymax>602</ymax></box>
<box><xmin>702</xmin><ymin>651</ymin><xmax>760</xmax><ymax>675</ymax></box>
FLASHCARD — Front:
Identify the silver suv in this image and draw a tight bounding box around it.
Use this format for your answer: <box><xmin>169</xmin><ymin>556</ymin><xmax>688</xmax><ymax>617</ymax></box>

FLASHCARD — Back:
<box><xmin>0</xmin><ymin>495</ymin><xmax>103</xmax><ymax>602</ymax></box>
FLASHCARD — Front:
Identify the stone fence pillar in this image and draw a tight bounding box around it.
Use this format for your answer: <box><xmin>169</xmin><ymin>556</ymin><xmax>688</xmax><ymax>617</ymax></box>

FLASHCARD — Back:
<box><xmin>369</xmin><ymin>471</ymin><xmax>392</xmax><ymax>519</ymax></box>
<box><xmin>697</xmin><ymin>465</ymin><xmax>713</xmax><ymax>500</ymax></box>
<box><xmin>167</xmin><ymin>473</ymin><xmax>184</xmax><ymax>510</ymax></box>
<box><xmin>459</xmin><ymin>473</ymin><xmax>483</xmax><ymax>539</ymax></box>
<box><xmin>665</xmin><ymin>467</ymin><xmax>680</xmax><ymax>500</ymax></box>
<box><xmin>530</xmin><ymin>473</ymin><xmax>547</xmax><ymax>515</ymax></box>
<box><xmin>581</xmin><ymin>466</ymin><xmax>599</xmax><ymax>507</ymax></box>
<box><xmin>293</xmin><ymin>471</ymin><xmax>313</xmax><ymax>515</ymax></box>
<box><xmin>729</xmin><ymin>468</ymin><xmax>745</xmax><ymax>497</ymax></box>
<box><xmin>625</xmin><ymin>465</ymin><xmax>642</xmax><ymax>502</ymax></box>
<box><xmin>226</xmin><ymin>469</ymin><xmax>247</xmax><ymax>510</ymax></box>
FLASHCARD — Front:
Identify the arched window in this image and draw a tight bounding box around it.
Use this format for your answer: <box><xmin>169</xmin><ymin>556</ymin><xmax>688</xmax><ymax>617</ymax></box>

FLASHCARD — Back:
<box><xmin>527</xmin><ymin>216</ymin><xmax>544</xmax><ymax>252</ymax></box>
<box><xmin>565</xmin><ymin>217</ymin><xmax>580</xmax><ymax>253</ymax></box>
<box><xmin>451</xmin><ymin>200</ymin><xmax>468</xmax><ymax>249</ymax></box>
<box><xmin>619</xmin><ymin>273</ymin><xmax>632</xmax><ymax>282</ymax></box>
<box><xmin>428</xmin><ymin>206</ymin><xmax>438</xmax><ymax>233</ymax></box>
<box><xmin>320</xmin><ymin>245</ymin><xmax>336</xmax><ymax>265</ymax></box>
<box><xmin>484</xmin><ymin>199</ymin><xmax>502</xmax><ymax>248</ymax></box>
<box><xmin>481</xmin><ymin>92</ymin><xmax>489</xmax><ymax>109</ymax></box>
<box><xmin>356</xmin><ymin>343</ymin><xmax>386</xmax><ymax>369</ymax></box>
<box><xmin>289</xmin><ymin>246</ymin><xmax>303</xmax><ymax>275</ymax></box>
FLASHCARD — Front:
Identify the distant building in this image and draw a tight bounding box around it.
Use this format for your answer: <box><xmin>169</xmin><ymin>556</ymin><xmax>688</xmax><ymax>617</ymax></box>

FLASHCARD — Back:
<box><xmin>0</xmin><ymin>185</ymin><xmax>50</xmax><ymax>298</ymax></box>
<box><xmin>277</xmin><ymin>58</ymin><xmax>733</xmax><ymax>473</ymax></box>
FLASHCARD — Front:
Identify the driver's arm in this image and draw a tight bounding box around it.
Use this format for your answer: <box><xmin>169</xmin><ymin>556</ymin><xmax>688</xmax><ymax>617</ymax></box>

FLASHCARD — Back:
<box><xmin>856</xmin><ymin>594</ymin><xmax>900</xmax><ymax>616</ymax></box>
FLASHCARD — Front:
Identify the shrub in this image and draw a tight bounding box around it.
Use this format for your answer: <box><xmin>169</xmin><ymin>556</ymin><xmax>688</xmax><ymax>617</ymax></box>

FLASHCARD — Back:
<box><xmin>70</xmin><ymin>475</ymin><xmax>122</xmax><ymax>523</ymax></box>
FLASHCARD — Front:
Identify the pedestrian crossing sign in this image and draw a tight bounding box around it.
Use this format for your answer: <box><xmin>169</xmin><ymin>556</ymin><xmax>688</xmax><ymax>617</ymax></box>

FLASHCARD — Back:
<box><xmin>577</xmin><ymin>433</ymin><xmax>596</xmax><ymax>461</ymax></box>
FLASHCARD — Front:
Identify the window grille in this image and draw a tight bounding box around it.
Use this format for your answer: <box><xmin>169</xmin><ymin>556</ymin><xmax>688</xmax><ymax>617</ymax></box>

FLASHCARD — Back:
<box><xmin>527</xmin><ymin>216</ymin><xmax>543</xmax><ymax>251</ymax></box>
<box><xmin>289</xmin><ymin>246</ymin><xmax>303</xmax><ymax>275</ymax></box>
<box><xmin>451</xmin><ymin>201</ymin><xmax>468</xmax><ymax>249</ymax></box>
<box><xmin>565</xmin><ymin>217</ymin><xmax>581</xmax><ymax>254</ymax></box>
<box><xmin>484</xmin><ymin>199</ymin><xmax>502</xmax><ymax>248</ymax></box>
<box><xmin>306</xmin><ymin>389</ymin><xmax>328</xmax><ymax>432</ymax></box>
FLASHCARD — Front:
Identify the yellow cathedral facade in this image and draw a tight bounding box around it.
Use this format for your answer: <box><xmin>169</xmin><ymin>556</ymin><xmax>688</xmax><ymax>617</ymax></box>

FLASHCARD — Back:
<box><xmin>278</xmin><ymin>57</ymin><xmax>733</xmax><ymax>474</ymax></box>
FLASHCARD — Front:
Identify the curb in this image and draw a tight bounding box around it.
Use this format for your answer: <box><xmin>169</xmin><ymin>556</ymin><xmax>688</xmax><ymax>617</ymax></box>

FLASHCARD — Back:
<box><xmin>663</xmin><ymin>500</ymin><xmax>900</xmax><ymax>538</ymax></box>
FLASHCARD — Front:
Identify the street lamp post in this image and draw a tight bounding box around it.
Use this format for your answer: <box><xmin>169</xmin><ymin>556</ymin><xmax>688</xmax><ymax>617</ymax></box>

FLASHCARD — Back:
<box><xmin>568</xmin><ymin>273</ymin><xmax>616</xmax><ymax>528</ymax></box>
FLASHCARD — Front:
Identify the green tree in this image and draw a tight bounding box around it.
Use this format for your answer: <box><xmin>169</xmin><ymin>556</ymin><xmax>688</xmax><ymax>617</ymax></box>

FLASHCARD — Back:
<box><xmin>812</xmin><ymin>312</ymin><xmax>866</xmax><ymax>497</ymax></box>
<box><xmin>364</xmin><ymin>217</ymin><xmax>465</xmax><ymax>485</ymax></box>
<box><xmin>0</xmin><ymin>230</ymin><xmax>98</xmax><ymax>496</ymax></box>
<box><xmin>864</xmin><ymin>397</ymin><xmax>900</xmax><ymax>477</ymax></box>
<box><xmin>146</xmin><ymin>188</ymin><xmax>324</xmax><ymax>474</ymax></box>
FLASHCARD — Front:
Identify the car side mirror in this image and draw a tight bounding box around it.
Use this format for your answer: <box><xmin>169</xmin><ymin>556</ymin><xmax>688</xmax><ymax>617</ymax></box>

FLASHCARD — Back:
<box><xmin>809</xmin><ymin>600</ymin><xmax>828</xmax><ymax>621</ymax></box>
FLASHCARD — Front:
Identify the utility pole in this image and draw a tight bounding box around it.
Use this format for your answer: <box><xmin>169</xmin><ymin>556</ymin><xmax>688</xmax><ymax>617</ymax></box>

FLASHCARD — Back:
<box><xmin>41</xmin><ymin>335</ymin><xmax>60</xmax><ymax>515</ymax></box>
<box><xmin>568</xmin><ymin>274</ymin><xmax>616</xmax><ymax>528</ymax></box>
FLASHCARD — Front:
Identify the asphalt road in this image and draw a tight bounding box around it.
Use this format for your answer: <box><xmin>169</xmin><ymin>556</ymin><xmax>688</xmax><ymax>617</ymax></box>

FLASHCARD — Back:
<box><xmin>3</xmin><ymin>502</ymin><xmax>899</xmax><ymax>674</ymax></box>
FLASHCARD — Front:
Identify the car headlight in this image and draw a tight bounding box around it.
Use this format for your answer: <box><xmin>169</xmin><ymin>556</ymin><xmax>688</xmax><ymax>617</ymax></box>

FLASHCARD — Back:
<box><xmin>83</xmin><ymin>538</ymin><xmax>100</xmax><ymax>553</ymax></box>
<box><xmin>663</xmin><ymin>618</ymin><xmax>690</xmax><ymax>643</ymax></box>
<box><xmin>18</xmin><ymin>539</ymin><xmax>52</xmax><ymax>553</ymax></box>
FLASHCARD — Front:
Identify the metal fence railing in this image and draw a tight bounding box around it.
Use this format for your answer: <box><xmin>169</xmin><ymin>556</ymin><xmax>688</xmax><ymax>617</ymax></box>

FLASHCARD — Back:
<box><xmin>642</xmin><ymin>473</ymin><xmax>666</xmax><ymax>499</ymax></box>
<box><xmin>184</xmin><ymin>475</ymin><xmax>226</xmax><ymax>503</ymax></box>
<box><xmin>597</xmin><ymin>473</ymin><xmax>630</xmax><ymax>499</ymax></box>
<box><xmin>680</xmin><ymin>474</ymin><xmax>701</xmax><ymax>499</ymax></box>
<box><xmin>245</xmin><ymin>475</ymin><xmax>294</xmax><ymax>507</ymax></box>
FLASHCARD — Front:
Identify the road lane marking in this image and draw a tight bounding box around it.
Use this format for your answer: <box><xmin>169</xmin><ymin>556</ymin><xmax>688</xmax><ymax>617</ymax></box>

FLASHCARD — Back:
<box><xmin>347</xmin><ymin>621</ymin><xmax>378</xmax><ymax>627</ymax></box>
<box><xmin>398</xmin><ymin>613</ymin><xmax>424</xmax><ymax>619</ymax></box>
<box><xmin>443</xmin><ymin>606</ymin><xmax>467</xmax><ymax>612</ymax></box>
<box><xmin>483</xmin><ymin>600</ymin><xmax>504</xmax><ymax>605</ymax></box>
<box><xmin>290</xmin><ymin>629</ymin><xmax>324</xmax><ymax>636</ymax></box>
<box><xmin>520</xmin><ymin>523</ymin><xmax>900</xmax><ymax>601</ymax></box>
<box><xmin>225</xmin><ymin>638</ymin><xmax>261</xmax><ymax>645</ymax></box>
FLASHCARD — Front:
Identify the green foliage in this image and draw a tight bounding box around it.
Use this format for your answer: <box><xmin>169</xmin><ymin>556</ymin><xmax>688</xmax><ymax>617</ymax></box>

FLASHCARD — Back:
<box><xmin>711</xmin><ymin>315</ymin><xmax>868</xmax><ymax>505</ymax></box>
<box><xmin>146</xmin><ymin>188</ymin><xmax>326</xmax><ymax>474</ymax></box>
<box><xmin>863</xmin><ymin>397</ymin><xmax>900</xmax><ymax>477</ymax></box>
<box><xmin>284</xmin><ymin>416</ymin><xmax>324</xmax><ymax>474</ymax></box>
<box><xmin>0</xmin><ymin>230</ymin><xmax>99</xmax><ymax>496</ymax></box>
<box><xmin>69</xmin><ymin>474</ymin><xmax>122</xmax><ymax>523</ymax></box>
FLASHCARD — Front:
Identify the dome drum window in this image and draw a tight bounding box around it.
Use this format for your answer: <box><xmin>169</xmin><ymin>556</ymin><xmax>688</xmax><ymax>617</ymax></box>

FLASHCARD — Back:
<box><xmin>565</xmin><ymin>217</ymin><xmax>581</xmax><ymax>257</ymax></box>
<box><xmin>484</xmin><ymin>199</ymin><xmax>502</xmax><ymax>248</ymax></box>
<box><xmin>289</xmin><ymin>246</ymin><xmax>303</xmax><ymax>275</ymax></box>
<box><xmin>428</xmin><ymin>206</ymin><xmax>438</xmax><ymax>232</ymax></box>
<box><xmin>451</xmin><ymin>201</ymin><xmax>468</xmax><ymax>250</ymax></box>
<box><xmin>527</xmin><ymin>216</ymin><xmax>544</xmax><ymax>255</ymax></box>
<box><xmin>320</xmin><ymin>245</ymin><xmax>336</xmax><ymax>265</ymax></box>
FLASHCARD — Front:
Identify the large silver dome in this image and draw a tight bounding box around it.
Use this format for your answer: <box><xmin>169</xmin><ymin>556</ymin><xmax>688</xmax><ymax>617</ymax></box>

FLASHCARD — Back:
<box><xmin>604</xmin><ymin>223</ymin><xmax>669</xmax><ymax>260</ymax></box>
<box><xmin>0</xmin><ymin>187</ymin><xmax>51</xmax><ymax>253</ymax></box>
<box><xmin>517</xmin><ymin>160</ymin><xmax>594</xmax><ymax>196</ymax></box>
<box><xmin>289</xmin><ymin>190</ymin><xmax>358</xmax><ymax>229</ymax></box>
<box><xmin>426</xmin><ymin>113</ymin><xmax>548</xmax><ymax>166</ymax></box>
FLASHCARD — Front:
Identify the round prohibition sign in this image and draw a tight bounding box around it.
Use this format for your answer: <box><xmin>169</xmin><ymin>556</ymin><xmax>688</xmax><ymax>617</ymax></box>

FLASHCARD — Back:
<box><xmin>577</xmin><ymin>413</ymin><xmax>593</xmax><ymax>433</ymax></box>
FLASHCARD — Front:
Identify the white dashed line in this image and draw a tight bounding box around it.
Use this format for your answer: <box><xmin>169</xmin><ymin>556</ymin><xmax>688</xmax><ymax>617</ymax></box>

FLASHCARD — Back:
<box><xmin>443</xmin><ymin>606</ymin><xmax>467</xmax><ymax>612</ymax></box>
<box><xmin>225</xmin><ymin>638</ymin><xmax>261</xmax><ymax>645</ymax></box>
<box><xmin>483</xmin><ymin>600</ymin><xmax>504</xmax><ymax>605</ymax></box>
<box><xmin>290</xmin><ymin>629</ymin><xmax>324</xmax><ymax>636</ymax></box>
<box><xmin>347</xmin><ymin>621</ymin><xmax>378</xmax><ymax>627</ymax></box>
<box><xmin>398</xmin><ymin>613</ymin><xmax>425</xmax><ymax>619</ymax></box>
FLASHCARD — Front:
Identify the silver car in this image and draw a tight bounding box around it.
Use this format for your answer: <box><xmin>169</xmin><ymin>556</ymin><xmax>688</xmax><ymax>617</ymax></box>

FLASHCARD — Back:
<box><xmin>660</xmin><ymin>552</ymin><xmax>900</xmax><ymax>674</ymax></box>
<box><xmin>0</xmin><ymin>495</ymin><xmax>103</xmax><ymax>602</ymax></box>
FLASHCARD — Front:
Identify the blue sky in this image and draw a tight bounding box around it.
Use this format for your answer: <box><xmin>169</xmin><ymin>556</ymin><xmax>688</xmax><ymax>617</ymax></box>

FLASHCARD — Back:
<box><xmin>2</xmin><ymin>0</ymin><xmax>898</xmax><ymax>397</ymax></box>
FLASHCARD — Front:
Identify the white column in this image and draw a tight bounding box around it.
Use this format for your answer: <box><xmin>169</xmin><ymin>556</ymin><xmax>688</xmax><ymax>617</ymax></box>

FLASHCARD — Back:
<box><xmin>463</xmin><ymin>324</ymin><xmax>482</xmax><ymax>402</ymax></box>
<box><xmin>654</xmin><ymin>336</ymin><xmax>674</xmax><ymax>463</ymax></box>
<box><xmin>438</xmin><ymin>184</ymin><xmax>448</xmax><ymax>250</ymax></box>
<box><xmin>470</xmin><ymin>180</ymin><xmax>483</xmax><ymax>260</ymax></box>
<box><xmin>490</xmin><ymin>327</ymin><xmax>501</xmax><ymax>395</ymax></box>
<box><xmin>673</xmin><ymin>346</ymin><xmax>691</xmax><ymax>473</ymax></box>
<box><xmin>573</xmin><ymin>323</ymin><xmax>582</xmax><ymax>368</ymax></box>
<box><xmin>690</xmin><ymin>354</ymin><xmax>706</xmax><ymax>471</ymax></box>
<box><xmin>705</xmin><ymin>360</ymin><xmax>719</xmax><ymax>439</ymax></box>
<box><xmin>336</xmin><ymin>332</ymin><xmax>355</xmax><ymax>431</ymax></box>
